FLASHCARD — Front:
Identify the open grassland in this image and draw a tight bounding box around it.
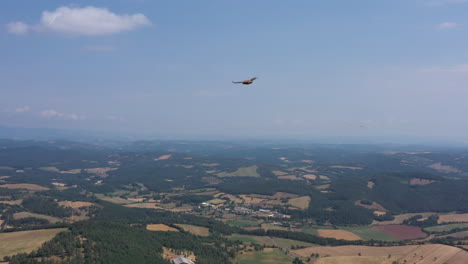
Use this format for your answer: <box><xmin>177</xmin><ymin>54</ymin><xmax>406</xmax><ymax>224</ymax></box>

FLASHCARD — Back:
<box><xmin>177</xmin><ymin>224</ymin><xmax>210</xmax><ymax>236</ymax></box>
<box><xmin>0</xmin><ymin>199</ymin><xmax>22</xmax><ymax>205</ymax></box>
<box><xmin>278</xmin><ymin>175</ymin><xmax>300</xmax><ymax>180</ymax></box>
<box><xmin>217</xmin><ymin>165</ymin><xmax>260</xmax><ymax>177</ymax></box>
<box><xmin>329</xmin><ymin>165</ymin><xmax>363</xmax><ymax>170</ymax></box>
<box><xmin>236</xmin><ymin>248</ymin><xmax>291</xmax><ymax>264</ymax></box>
<box><xmin>438</xmin><ymin>213</ymin><xmax>468</xmax><ymax>223</ymax></box>
<box><xmin>175</xmin><ymin>224</ymin><xmax>210</xmax><ymax>236</ymax></box>
<box><xmin>425</xmin><ymin>223</ymin><xmax>468</xmax><ymax>233</ymax></box>
<box><xmin>95</xmin><ymin>194</ymin><xmax>132</xmax><ymax>204</ymax></box>
<box><xmin>302</xmin><ymin>174</ymin><xmax>317</xmax><ymax>180</ymax></box>
<box><xmin>318</xmin><ymin>229</ymin><xmax>362</xmax><ymax>241</ymax></box>
<box><xmin>375</xmin><ymin>225</ymin><xmax>426</xmax><ymax>240</ymax></box>
<box><xmin>13</xmin><ymin>212</ymin><xmax>61</xmax><ymax>223</ymax></box>
<box><xmin>58</xmin><ymin>201</ymin><xmax>94</xmax><ymax>209</ymax></box>
<box><xmin>288</xmin><ymin>196</ymin><xmax>310</xmax><ymax>209</ymax></box>
<box><xmin>154</xmin><ymin>154</ymin><xmax>172</xmax><ymax>160</ymax></box>
<box><xmin>38</xmin><ymin>166</ymin><xmax>60</xmax><ymax>172</ymax></box>
<box><xmin>0</xmin><ymin>183</ymin><xmax>49</xmax><ymax>191</ymax></box>
<box><xmin>124</xmin><ymin>203</ymin><xmax>162</xmax><ymax>209</ymax></box>
<box><xmin>206</xmin><ymin>198</ymin><xmax>226</xmax><ymax>205</ymax></box>
<box><xmin>146</xmin><ymin>224</ymin><xmax>179</xmax><ymax>232</ymax></box>
<box><xmin>314</xmin><ymin>256</ymin><xmax>400</xmax><ymax>264</ymax></box>
<box><xmin>228</xmin><ymin>219</ymin><xmax>260</xmax><ymax>227</ymax></box>
<box><xmin>340</xmin><ymin>226</ymin><xmax>398</xmax><ymax>241</ymax></box>
<box><xmin>0</xmin><ymin>228</ymin><xmax>66</xmax><ymax>259</ymax></box>
<box><xmin>439</xmin><ymin>230</ymin><xmax>468</xmax><ymax>238</ymax></box>
<box><xmin>228</xmin><ymin>234</ymin><xmax>316</xmax><ymax>249</ymax></box>
<box><xmin>292</xmin><ymin>245</ymin><xmax>418</xmax><ymax>258</ymax></box>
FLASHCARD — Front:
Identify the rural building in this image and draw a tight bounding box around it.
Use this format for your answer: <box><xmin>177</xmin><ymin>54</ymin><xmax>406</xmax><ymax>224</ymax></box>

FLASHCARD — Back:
<box><xmin>171</xmin><ymin>256</ymin><xmax>195</xmax><ymax>264</ymax></box>
<box><xmin>234</xmin><ymin>206</ymin><xmax>252</xmax><ymax>214</ymax></box>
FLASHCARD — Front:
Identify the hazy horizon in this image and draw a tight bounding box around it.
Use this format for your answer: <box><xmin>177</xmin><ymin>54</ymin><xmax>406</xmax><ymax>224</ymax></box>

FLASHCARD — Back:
<box><xmin>2</xmin><ymin>0</ymin><xmax>468</xmax><ymax>143</ymax></box>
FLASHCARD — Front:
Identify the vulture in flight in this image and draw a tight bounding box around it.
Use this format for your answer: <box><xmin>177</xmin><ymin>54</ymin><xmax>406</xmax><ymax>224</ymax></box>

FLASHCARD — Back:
<box><xmin>232</xmin><ymin>77</ymin><xmax>257</xmax><ymax>85</ymax></box>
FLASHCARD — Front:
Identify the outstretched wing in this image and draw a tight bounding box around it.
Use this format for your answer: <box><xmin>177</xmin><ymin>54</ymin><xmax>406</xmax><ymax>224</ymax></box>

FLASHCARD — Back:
<box><xmin>248</xmin><ymin>77</ymin><xmax>257</xmax><ymax>82</ymax></box>
<box><xmin>232</xmin><ymin>81</ymin><xmax>242</xmax><ymax>84</ymax></box>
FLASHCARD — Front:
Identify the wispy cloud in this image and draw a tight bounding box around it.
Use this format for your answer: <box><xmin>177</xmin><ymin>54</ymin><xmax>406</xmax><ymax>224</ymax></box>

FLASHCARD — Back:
<box><xmin>40</xmin><ymin>109</ymin><xmax>86</xmax><ymax>120</ymax></box>
<box><xmin>15</xmin><ymin>106</ymin><xmax>30</xmax><ymax>113</ymax></box>
<box><xmin>6</xmin><ymin>22</ymin><xmax>29</xmax><ymax>35</ymax></box>
<box><xmin>436</xmin><ymin>22</ymin><xmax>460</xmax><ymax>30</ymax></box>
<box><xmin>6</xmin><ymin>6</ymin><xmax>151</xmax><ymax>36</ymax></box>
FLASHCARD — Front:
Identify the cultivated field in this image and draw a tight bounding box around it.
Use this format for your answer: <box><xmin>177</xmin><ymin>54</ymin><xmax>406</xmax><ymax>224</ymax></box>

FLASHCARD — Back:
<box><xmin>38</xmin><ymin>166</ymin><xmax>60</xmax><ymax>172</ymax></box>
<box><xmin>288</xmin><ymin>196</ymin><xmax>311</xmax><ymax>209</ymax></box>
<box><xmin>124</xmin><ymin>203</ymin><xmax>162</xmax><ymax>209</ymax></box>
<box><xmin>302</xmin><ymin>174</ymin><xmax>317</xmax><ymax>180</ymax></box>
<box><xmin>317</xmin><ymin>230</ymin><xmax>362</xmax><ymax>241</ymax></box>
<box><xmin>425</xmin><ymin>223</ymin><xmax>468</xmax><ymax>233</ymax></box>
<box><xmin>354</xmin><ymin>201</ymin><xmax>387</xmax><ymax>211</ymax></box>
<box><xmin>58</xmin><ymin>201</ymin><xmax>94</xmax><ymax>209</ymax></box>
<box><xmin>278</xmin><ymin>175</ymin><xmax>300</xmax><ymax>180</ymax></box>
<box><xmin>176</xmin><ymin>224</ymin><xmax>210</xmax><ymax>236</ymax></box>
<box><xmin>272</xmin><ymin>192</ymin><xmax>298</xmax><ymax>199</ymax></box>
<box><xmin>154</xmin><ymin>154</ymin><xmax>172</xmax><ymax>160</ymax></box>
<box><xmin>0</xmin><ymin>228</ymin><xmax>66</xmax><ymax>259</ymax></box>
<box><xmin>0</xmin><ymin>183</ymin><xmax>49</xmax><ymax>191</ymax></box>
<box><xmin>95</xmin><ymin>194</ymin><xmax>133</xmax><ymax>204</ymax></box>
<box><xmin>236</xmin><ymin>248</ymin><xmax>291</xmax><ymax>264</ymax></box>
<box><xmin>296</xmin><ymin>244</ymin><xmax>468</xmax><ymax>263</ymax></box>
<box><xmin>228</xmin><ymin>234</ymin><xmax>316</xmax><ymax>249</ymax></box>
<box><xmin>339</xmin><ymin>226</ymin><xmax>397</xmax><ymax>241</ymax></box>
<box><xmin>84</xmin><ymin>167</ymin><xmax>117</xmax><ymax>177</ymax></box>
<box><xmin>438</xmin><ymin>213</ymin><xmax>468</xmax><ymax>223</ymax></box>
<box><xmin>372</xmin><ymin>213</ymin><xmax>438</xmax><ymax>225</ymax></box>
<box><xmin>217</xmin><ymin>165</ymin><xmax>260</xmax><ymax>177</ymax></box>
<box><xmin>146</xmin><ymin>224</ymin><xmax>179</xmax><ymax>232</ymax></box>
<box><xmin>314</xmin><ymin>256</ymin><xmax>399</xmax><ymax>264</ymax></box>
<box><xmin>329</xmin><ymin>165</ymin><xmax>363</xmax><ymax>170</ymax></box>
<box><xmin>272</xmin><ymin>171</ymin><xmax>288</xmax><ymax>176</ymax></box>
<box><xmin>410</xmin><ymin>178</ymin><xmax>437</xmax><ymax>185</ymax></box>
<box><xmin>375</xmin><ymin>225</ymin><xmax>426</xmax><ymax>240</ymax></box>
<box><xmin>13</xmin><ymin>212</ymin><xmax>61</xmax><ymax>223</ymax></box>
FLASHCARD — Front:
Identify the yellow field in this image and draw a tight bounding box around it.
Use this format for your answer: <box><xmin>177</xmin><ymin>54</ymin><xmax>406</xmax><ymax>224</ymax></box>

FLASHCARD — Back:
<box><xmin>314</xmin><ymin>256</ymin><xmax>399</xmax><ymax>264</ymax></box>
<box><xmin>0</xmin><ymin>183</ymin><xmax>49</xmax><ymax>191</ymax></box>
<box><xmin>146</xmin><ymin>224</ymin><xmax>179</xmax><ymax>232</ymax></box>
<box><xmin>0</xmin><ymin>228</ymin><xmax>66</xmax><ymax>259</ymax></box>
<box><xmin>176</xmin><ymin>224</ymin><xmax>210</xmax><ymax>236</ymax></box>
<box><xmin>13</xmin><ymin>212</ymin><xmax>61</xmax><ymax>223</ymax></box>
<box><xmin>292</xmin><ymin>244</ymin><xmax>468</xmax><ymax>264</ymax></box>
<box><xmin>288</xmin><ymin>196</ymin><xmax>311</xmax><ymax>210</ymax></box>
<box><xmin>154</xmin><ymin>154</ymin><xmax>172</xmax><ymax>160</ymax></box>
<box><xmin>317</xmin><ymin>230</ymin><xmax>362</xmax><ymax>241</ymax></box>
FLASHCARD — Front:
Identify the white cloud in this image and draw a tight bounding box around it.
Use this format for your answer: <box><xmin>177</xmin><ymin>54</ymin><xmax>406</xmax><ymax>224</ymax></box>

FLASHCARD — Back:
<box><xmin>6</xmin><ymin>22</ymin><xmax>29</xmax><ymax>35</ymax></box>
<box><xmin>15</xmin><ymin>106</ymin><xmax>30</xmax><ymax>113</ymax></box>
<box><xmin>7</xmin><ymin>6</ymin><xmax>151</xmax><ymax>36</ymax></box>
<box><xmin>436</xmin><ymin>22</ymin><xmax>460</xmax><ymax>30</ymax></box>
<box><xmin>40</xmin><ymin>109</ymin><xmax>86</xmax><ymax>120</ymax></box>
<box><xmin>83</xmin><ymin>45</ymin><xmax>117</xmax><ymax>52</ymax></box>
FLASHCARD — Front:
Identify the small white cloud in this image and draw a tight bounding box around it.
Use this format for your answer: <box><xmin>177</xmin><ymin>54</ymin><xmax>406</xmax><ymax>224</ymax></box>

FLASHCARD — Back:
<box><xmin>436</xmin><ymin>22</ymin><xmax>460</xmax><ymax>30</ymax></box>
<box><xmin>7</xmin><ymin>6</ymin><xmax>151</xmax><ymax>36</ymax></box>
<box><xmin>83</xmin><ymin>45</ymin><xmax>117</xmax><ymax>52</ymax></box>
<box><xmin>15</xmin><ymin>106</ymin><xmax>30</xmax><ymax>113</ymax></box>
<box><xmin>40</xmin><ymin>109</ymin><xmax>86</xmax><ymax>120</ymax></box>
<box><xmin>6</xmin><ymin>21</ymin><xmax>29</xmax><ymax>35</ymax></box>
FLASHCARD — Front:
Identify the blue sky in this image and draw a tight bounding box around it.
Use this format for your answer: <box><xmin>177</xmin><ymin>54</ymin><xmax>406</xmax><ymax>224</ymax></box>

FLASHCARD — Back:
<box><xmin>2</xmin><ymin>0</ymin><xmax>468</xmax><ymax>142</ymax></box>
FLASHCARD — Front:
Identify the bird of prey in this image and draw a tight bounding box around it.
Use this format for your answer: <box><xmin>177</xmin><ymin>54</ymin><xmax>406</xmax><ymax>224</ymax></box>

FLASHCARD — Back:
<box><xmin>232</xmin><ymin>77</ymin><xmax>257</xmax><ymax>85</ymax></box>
